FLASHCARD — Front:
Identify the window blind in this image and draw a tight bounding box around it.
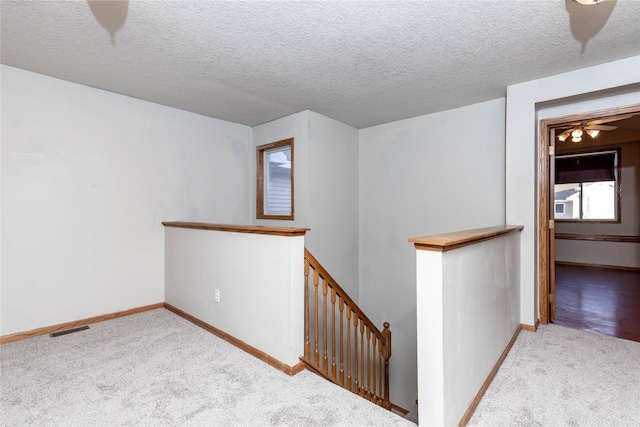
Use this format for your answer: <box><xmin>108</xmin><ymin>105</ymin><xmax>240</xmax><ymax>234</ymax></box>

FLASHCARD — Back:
<box><xmin>555</xmin><ymin>152</ymin><xmax>616</xmax><ymax>184</ymax></box>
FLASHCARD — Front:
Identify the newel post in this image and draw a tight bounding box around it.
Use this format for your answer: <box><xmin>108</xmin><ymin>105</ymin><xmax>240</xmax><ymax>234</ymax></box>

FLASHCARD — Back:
<box><xmin>304</xmin><ymin>259</ymin><xmax>310</xmax><ymax>359</ymax></box>
<box><xmin>382</xmin><ymin>322</ymin><xmax>392</xmax><ymax>410</ymax></box>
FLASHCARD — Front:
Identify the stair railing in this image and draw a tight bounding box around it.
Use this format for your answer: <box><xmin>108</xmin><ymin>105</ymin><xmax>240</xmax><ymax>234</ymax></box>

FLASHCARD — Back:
<box><xmin>301</xmin><ymin>248</ymin><xmax>391</xmax><ymax>410</ymax></box>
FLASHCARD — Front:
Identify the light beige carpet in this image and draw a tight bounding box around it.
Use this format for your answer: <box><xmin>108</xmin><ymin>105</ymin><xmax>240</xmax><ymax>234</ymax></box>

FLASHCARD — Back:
<box><xmin>0</xmin><ymin>309</ymin><xmax>414</xmax><ymax>426</ymax></box>
<box><xmin>468</xmin><ymin>324</ymin><xmax>640</xmax><ymax>426</ymax></box>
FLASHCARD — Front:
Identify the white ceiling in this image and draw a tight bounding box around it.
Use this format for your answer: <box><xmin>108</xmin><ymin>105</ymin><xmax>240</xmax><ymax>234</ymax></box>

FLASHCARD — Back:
<box><xmin>1</xmin><ymin>0</ymin><xmax>639</xmax><ymax>128</ymax></box>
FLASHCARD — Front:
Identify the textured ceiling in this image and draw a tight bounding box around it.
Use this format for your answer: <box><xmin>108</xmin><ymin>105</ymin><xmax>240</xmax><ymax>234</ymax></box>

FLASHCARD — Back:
<box><xmin>2</xmin><ymin>0</ymin><xmax>640</xmax><ymax>128</ymax></box>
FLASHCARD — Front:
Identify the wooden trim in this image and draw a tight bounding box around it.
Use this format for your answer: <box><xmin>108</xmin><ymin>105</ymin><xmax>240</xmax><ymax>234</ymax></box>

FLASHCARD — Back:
<box><xmin>521</xmin><ymin>320</ymin><xmax>540</xmax><ymax>332</ymax></box>
<box><xmin>539</xmin><ymin>119</ymin><xmax>552</xmax><ymax>325</ymax></box>
<box><xmin>555</xmin><ymin>233</ymin><xmax>640</xmax><ymax>243</ymax></box>
<box><xmin>0</xmin><ymin>303</ymin><xmax>164</xmax><ymax>344</ymax></box>
<box><xmin>257</xmin><ymin>138</ymin><xmax>294</xmax><ymax>220</ymax></box>
<box><xmin>541</xmin><ymin>104</ymin><xmax>640</xmax><ymax>127</ymax></box>
<box><xmin>391</xmin><ymin>403</ymin><xmax>410</xmax><ymax>415</ymax></box>
<box><xmin>555</xmin><ymin>219</ymin><xmax>623</xmax><ymax>228</ymax></box>
<box><xmin>458</xmin><ymin>326</ymin><xmax>521</xmax><ymax>427</ymax></box>
<box><xmin>301</xmin><ymin>355</ymin><xmax>400</xmax><ymax>411</ymax></box>
<box><xmin>290</xmin><ymin>362</ymin><xmax>306</xmax><ymax>376</ymax></box>
<box><xmin>556</xmin><ymin>260</ymin><xmax>640</xmax><ymax>273</ymax></box>
<box><xmin>539</xmin><ymin>105</ymin><xmax>640</xmax><ymax>326</ymax></box>
<box><xmin>300</xmin><ymin>355</ymin><xmax>337</xmax><ymax>380</ymax></box>
<box><xmin>164</xmin><ymin>303</ymin><xmax>303</xmax><ymax>376</ymax></box>
<box><xmin>409</xmin><ymin>225</ymin><xmax>524</xmax><ymax>252</ymax></box>
<box><xmin>162</xmin><ymin>221</ymin><xmax>309</xmax><ymax>237</ymax></box>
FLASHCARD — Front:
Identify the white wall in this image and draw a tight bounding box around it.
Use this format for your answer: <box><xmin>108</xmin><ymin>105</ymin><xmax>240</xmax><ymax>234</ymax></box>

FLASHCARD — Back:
<box><xmin>164</xmin><ymin>227</ymin><xmax>304</xmax><ymax>366</ymax></box>
<box><xmin>506</xmin><ymin>56</ymin><xmax>640</xmax><ymax>326</ymax></box>
<box><xmin>358</xmin><ymin>98</ymin><xmax>507</xmax><ymax>410</ymax></box>
<box><xmin>306</xmin><ymin>112</ymin><xmax>359</xmax><ymax>296</ymax></box>
<box><xmin>252</xmin><ymin>111</ymin><xmax>360</xmax><ymax>297</ymax></box>
<box><xmin>0</xmin><ymin>66</ymin><xmax>252</xmax><ymax>335</ymax></box>
<box><xmin>0</xmin><ymin>65</ymin><xmax>3</xmax><ymax>328</ymax></box>
<box><xmin>555</xmin><ymin>239</ymin><xmax>639</xmax><ymax>269</ymax></box>
<box><xmin>416</xmin><ymin>231</ymin><xmax>521</xmax><ymax>426</ymax></box>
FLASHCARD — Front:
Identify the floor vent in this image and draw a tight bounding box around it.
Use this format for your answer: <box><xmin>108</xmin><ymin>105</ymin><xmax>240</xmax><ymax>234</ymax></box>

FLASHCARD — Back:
<box><xmin>50</xmin><ymin>326</ymin><xmax>89</xmax><ymax>338</ymax></box>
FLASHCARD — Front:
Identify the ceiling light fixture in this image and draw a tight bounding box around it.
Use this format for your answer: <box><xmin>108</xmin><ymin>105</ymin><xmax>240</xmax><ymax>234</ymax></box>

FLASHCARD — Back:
<box><xmin>557</xmin><ymin>127</ymin><xmax>596</xmax><ymax>143</ymax></box>
<box><xmin>571</xmin><ymin>129</ymin><xmax>584</xmax><ymax>142</ymax></box>
<box><xmin>557</xmin><ymin>115</ymin><xmax>630</xmax><ymax>143</ymax></box>
<box><xmin>573</xmin><ymin>0</ymin><xmax>604</xmax><ymax>5</ymax></box>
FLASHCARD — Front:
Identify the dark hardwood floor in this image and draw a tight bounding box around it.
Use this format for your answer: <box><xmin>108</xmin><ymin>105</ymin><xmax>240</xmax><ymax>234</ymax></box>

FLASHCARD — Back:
<box><xmin>554</xmin><ymin>264</ymin><xmax>640</xmax><ymax>342</ymax></box>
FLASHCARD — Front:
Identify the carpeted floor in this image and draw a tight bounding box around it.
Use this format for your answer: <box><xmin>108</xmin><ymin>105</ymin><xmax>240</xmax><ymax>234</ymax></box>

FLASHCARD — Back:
<box><xmin>0</xmin><ymin>309</ymin><xmax>414</xmax><ymax>427</ymax></box>
<box><xmin>468</xmin><ymin>323</ymin><xmax>640</xmax><ymax>426</ymax></box>
<box><xmin>3</xmin><ymin>310</ymin><xmax>639</xmax><ymax>426</ymax></box>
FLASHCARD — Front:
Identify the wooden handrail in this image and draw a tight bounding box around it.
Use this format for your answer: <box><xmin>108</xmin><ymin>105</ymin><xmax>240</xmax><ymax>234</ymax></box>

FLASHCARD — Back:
<box><xmin>409</xmin><ymin>225</ymin><xmax>524</xmax><ymax>252</ymax></box>
<box><xmin>162</xmin><ymin>221</ymin><xmax>309</xmax><ymax>237</ymax></box>
<box><xmin>301</xmin><ymin>248</ymin><xmax>392</xmax><ymax>410</ymax></box>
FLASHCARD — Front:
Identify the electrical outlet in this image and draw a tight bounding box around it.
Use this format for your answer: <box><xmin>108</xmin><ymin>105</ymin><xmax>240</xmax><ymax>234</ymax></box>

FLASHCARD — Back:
<box><xmin>214</xmin><ymin>289</ymin><xmax>220</xmax><ymax>303</ymax></box>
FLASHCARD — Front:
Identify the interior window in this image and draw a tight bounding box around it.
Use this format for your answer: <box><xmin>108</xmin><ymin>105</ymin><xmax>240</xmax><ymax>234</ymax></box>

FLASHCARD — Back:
<box><xmin>256</xmin><ymin>138</ymin><xmax>294</xmax><ymax>220</ymax></box>
<box><xmin>554</xmin><ymin>150</ymin><xmax>618</xmax><ymax>221</ymax></box>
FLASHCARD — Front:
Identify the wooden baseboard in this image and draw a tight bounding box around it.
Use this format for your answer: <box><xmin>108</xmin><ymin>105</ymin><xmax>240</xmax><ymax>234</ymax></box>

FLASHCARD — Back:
<box><xmin>458</xmin><ymin>326</ymin><xmax>521</xmax><ymax>427</ymax></box>
<box><xmin>164</xmin><ymin>303</ymin><xmax>303</xmax><ymax>376</ymax></box>
<box><xmin>556</xmin><ymin>260</ymin><xmax>640</xmax><ymax>272</ymax></box>
<box><xmin>555</xmin><ymin>233</ymin><xmax>640</xmax><ymax>243</ymax></box>
<box><xmin>300</xmin><ymin>356</ymin><xmax>404</xmax><ymax>412</ymax></box>
<box><xmin>521</xmin><ymin>320</ymin><xmax>540</xmax><ymax>332</ymax></box>
<box><xmin>391</xmin><ymin>403</ymin><xmax>410</xmax><ymax>415</ymax></box>
<box><xmin>0</xmin><ymin>303</ymin><xmax>165</xmax><ymax>345</ymax></box>
<box><xmin>290</xmin><ymin>361</ymin><xmax>306</xmax><ymax>375</ymax></box>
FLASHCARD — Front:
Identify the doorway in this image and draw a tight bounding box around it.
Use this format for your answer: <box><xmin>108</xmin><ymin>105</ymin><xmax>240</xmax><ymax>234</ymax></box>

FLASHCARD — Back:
<box><xmin>538</xmin><ymin>104</ymin><xmax>640</xmax><ymax>328</ymax></box>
